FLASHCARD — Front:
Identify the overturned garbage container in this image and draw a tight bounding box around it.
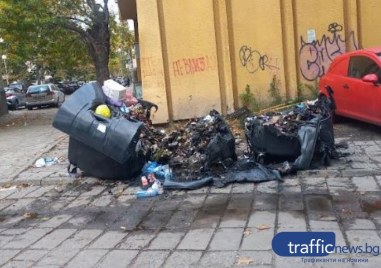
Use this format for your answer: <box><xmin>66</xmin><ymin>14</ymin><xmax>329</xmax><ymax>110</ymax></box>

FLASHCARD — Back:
<box><xmin>52</xmin><ymin>82</ymin><xmax>145</xmax><ymax>180</ymax></box>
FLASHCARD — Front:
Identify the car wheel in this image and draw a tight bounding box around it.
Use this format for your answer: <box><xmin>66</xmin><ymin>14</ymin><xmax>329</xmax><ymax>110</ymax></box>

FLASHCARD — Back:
<box><xmin>27</xmin><ymin>105</ymin><xmax>33</xmax><ymax>110</ymax></box>
<box><xmin>10</xmin><ymin>100</ymin><xmax>18</xmax><ymax>110</ymax></box>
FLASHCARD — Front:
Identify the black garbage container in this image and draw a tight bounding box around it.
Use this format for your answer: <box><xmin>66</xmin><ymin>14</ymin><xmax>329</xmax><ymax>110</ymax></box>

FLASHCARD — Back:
<box><xmin>53</xmin><ymin>82</ymin><xmax>145</xmax><ymax>180</ymax></box>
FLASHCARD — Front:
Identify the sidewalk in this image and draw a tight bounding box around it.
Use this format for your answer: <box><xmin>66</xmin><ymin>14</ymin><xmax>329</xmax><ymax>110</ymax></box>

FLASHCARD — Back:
<box><xmin>0</xmin><ymin>134</ymin><xmax>381</xmax><ymax>267</ymax></box>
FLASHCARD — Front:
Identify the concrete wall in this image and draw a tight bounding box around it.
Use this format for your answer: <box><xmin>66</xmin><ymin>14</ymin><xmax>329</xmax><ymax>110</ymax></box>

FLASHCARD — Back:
<box><xmin>126</xmin><ymin>0</ymin><xmax>381</xmax><ymax>123</ymax></box>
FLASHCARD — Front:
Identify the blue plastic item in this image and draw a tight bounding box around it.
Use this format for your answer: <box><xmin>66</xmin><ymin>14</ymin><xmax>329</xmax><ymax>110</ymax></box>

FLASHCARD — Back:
<box><xmin>142</xmin><ymin>161</ymin><xmax>159</xmax><ymax>175</ymax></box>
<box><xmin>136</xmin><ymin>188</ymin><xmax>158</xmax><ymax>199</ymax></box>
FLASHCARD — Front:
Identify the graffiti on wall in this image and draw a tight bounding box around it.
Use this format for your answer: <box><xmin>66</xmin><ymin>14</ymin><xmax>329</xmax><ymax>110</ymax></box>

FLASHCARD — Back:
<box><xmin>299</xmin><ymin>23</ymin><xmax>358</xmax><ymax>81</ymax></box>
<box><xmin>239</xmin><ymin>45</ymin><xmax>279</xmax><ymax>75</ymax></box>
<box><xmin>141</xmin><ymin>56</ymin><xmax>165</xmax><ymax>88</ymax></box>
<box><xmin>172</xmin><ymin>55</ymin><xmax>217</xmax><ymax>77</ymax></box>
<box><xmin>141</xmin><ymin>56</ymin><xmax>164</xmax><ymax>78</ymax></box>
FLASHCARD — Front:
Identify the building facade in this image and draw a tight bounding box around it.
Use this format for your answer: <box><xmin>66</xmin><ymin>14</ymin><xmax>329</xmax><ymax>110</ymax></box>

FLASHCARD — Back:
<box><xmin>118</xmin><ymin>0</ymin><xmax>381</xmax><ymax>123</ymax></box>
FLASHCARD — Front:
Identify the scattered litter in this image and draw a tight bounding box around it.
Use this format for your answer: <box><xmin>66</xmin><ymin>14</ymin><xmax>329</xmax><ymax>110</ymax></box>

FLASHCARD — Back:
<box><xmin>120</xmin><ymin>226</ymin><xmax>127</xmax><ymax>232</ymax></box>
<box><xmin>54</xmin><ymin>186</ymin><xmax>64</xmax><ymax>193</ymax></box>
<box><xmin>23</xmin><ymin>212</ymin><xmax>38</xmax><ymax>219</ymax></box>
<box><xmin>35</xmin><ymin>157</ymin><xmax>58</xmax><ymax>168</ymax></box>
<box><xmin>0</xmin><ymin>185</ymin><xmax>17</xmax><ymax>192</ymax></box>
<box><xmin>319</xmin><ymin>215</ymin><xmax>336</xmax><ymax>221</ymax></box>
<box><xmin>136</xmin><ymin>176</ymin><xmax>164</xmax><ymax>199</ymax></box>
<box><xmin>341</xmin><ymin>208</ymin><xmax>352</xmax><ymax>215</ymax></box>
<box><xmin>136</xmin><ymin>187</ymin><xmax>159</xmax><ymax>198</ymax></box>
<box><xmin>17</xmin><ymin>183</ymin><xmax>30</xmax><ymax>188</ymax></box>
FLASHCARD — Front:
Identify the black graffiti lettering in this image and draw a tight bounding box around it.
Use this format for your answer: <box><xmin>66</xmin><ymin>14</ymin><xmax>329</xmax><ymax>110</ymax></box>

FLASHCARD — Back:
<box><xmin>299</xmin><ymin>23</ymin><xmax>358</xmax><ymax>81</ymax></box>
<box><xmin>328</xmin><ymin>22</ymin><xmax>343</xmax><ymax>34</ymax></box>
<box><xmin>239</xmin><ymin>45</ymin><xmax>279</xmax><ymax>75</ymax></box>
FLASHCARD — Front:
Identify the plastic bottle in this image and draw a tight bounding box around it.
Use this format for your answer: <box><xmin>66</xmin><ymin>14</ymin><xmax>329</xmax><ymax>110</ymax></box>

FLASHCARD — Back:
<box><xmin>136</xmin><ymin>188</ymin><xmax>158</xmax><ymax>199</ymax></box>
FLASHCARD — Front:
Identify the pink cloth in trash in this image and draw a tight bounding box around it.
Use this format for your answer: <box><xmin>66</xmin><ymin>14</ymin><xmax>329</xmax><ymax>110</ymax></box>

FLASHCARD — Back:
<box><xmin>124</xmin><ymin>88</ymin><xmax>138</xmax><ymax>107</ymax></box>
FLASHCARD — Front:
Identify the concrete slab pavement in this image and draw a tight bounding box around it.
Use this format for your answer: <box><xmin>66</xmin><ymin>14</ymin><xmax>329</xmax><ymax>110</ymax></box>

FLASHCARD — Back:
<box><xmin>1</xmin><ymin>109</ymin><xmax>381</xmax><ymax>267</ymax></box>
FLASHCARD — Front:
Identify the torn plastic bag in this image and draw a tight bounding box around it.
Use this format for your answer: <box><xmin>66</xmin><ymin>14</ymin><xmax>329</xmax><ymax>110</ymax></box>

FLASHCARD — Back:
<box><xmin>213</xmin><ymin>159</ymin><xmax>282</xmax><ymax>188</ymax></box>
<box><xmin>163</xmin><ymin>176</ymin><xmax>213</xmax><ymax>190</ymax></box>
<box><xmin>205</xmin><ymin>110</ymin><xmax>237</xmax><ymax>166</ymax></box>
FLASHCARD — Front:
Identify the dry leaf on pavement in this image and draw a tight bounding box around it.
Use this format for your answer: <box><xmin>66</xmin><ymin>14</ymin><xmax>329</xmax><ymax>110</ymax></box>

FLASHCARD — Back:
<box><xmin>236</xmin><ymin>256</ymin><xmax>254</xmax><ymax>266</ymax></box>
<box><xmin>243</xmin><ymin>228</ymin><xmax>252</xmax><ymax>237</ymax></box>
<box><xmin>23</xmin><ymin>212</ymin><xmax>38</xmax><ymax>219</ymax></box>
<box><xmin>255</xmin><ymin>224</ymin><xmax>271</xmax><ymax>231</ymax></box>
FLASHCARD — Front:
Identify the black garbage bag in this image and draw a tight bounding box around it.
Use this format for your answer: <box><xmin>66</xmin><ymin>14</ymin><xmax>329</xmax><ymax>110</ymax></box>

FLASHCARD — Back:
<box><xmin>163</xmin><ymin>176</ymin><xmax>213</xmax><ymax>190</ymax></box>
<box><xmin>205</xmin><ymin>110</ymin><xmax>237</xmax><ymax>166</ymax></box>
<box><xmin>52</xmin><ymin>82</ymin><xmax>145</xmax><ymax>180</ymax></box>
<box><xmin>244</xmin><ymin>97</ymin><xmax>337</xmax><ymax>171</ymax></box>
<box><xmin>213</xmin><ymin>158</ymin><xmax>282</xmax><ymax>188</ymax></box>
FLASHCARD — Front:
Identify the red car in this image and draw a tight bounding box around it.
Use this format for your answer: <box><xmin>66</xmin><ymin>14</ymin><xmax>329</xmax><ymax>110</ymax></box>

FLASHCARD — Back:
<box><xmin>319</xmin><ymin>47</ymin><xmax>381</xmax><ymax>126</ymax></box>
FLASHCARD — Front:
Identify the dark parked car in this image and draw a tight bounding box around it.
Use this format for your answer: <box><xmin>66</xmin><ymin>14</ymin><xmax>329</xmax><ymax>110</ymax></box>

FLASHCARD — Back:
<box><xmin>26</xmin><ymin>84</ymin><xmax>65</xmax><ymax>110</ymax></box>
<box><xmin>5</xmin><ymin>86</ymin><xmax>26</xmax><ymax>110</ymax></box>
<box><xmin>319</xmin><ymin>47</ymin><xmax>381</xmax><ymax>126</ymax></box>
<box><xmin>57</xmin><ymin>82</ymin><xmax>81</xmax><ymax>95</ymax></box>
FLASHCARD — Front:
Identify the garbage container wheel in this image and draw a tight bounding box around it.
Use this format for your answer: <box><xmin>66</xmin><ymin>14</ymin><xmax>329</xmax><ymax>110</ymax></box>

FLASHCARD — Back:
<box><xmin>256</xmin><ymin>153</ymin><xmax>266</xmax><ymax>164</ymax></box>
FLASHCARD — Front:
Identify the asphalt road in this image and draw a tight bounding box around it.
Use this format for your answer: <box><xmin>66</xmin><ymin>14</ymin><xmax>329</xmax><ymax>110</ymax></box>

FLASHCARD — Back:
<box><xmin>333</xmin><ymin>117</ymin><xmax>381</xmax><ymax>141</ymax></box>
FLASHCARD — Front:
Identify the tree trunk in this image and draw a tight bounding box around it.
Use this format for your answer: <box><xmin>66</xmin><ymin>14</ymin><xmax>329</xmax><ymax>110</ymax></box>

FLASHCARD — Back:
<box><xmin>59</xmin><ymin>1</ymin><xmax>111</xmax><ymax>85</ymax></box>
<box><xmin>90</xmin><ymin>40</ymin><xmax>110</xmax><ymax>85</ymax></box>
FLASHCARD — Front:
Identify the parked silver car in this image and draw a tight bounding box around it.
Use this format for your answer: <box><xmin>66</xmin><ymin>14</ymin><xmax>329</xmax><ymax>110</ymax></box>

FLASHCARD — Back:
<box><xmin>5</xmin><ymin>86</ymin><xmax>26</xmax><ymax>110</ymax></box>
<box><xmin>26</xmin><ymin>84</ymin><xmax>65</xmax><ymax>110</ymax></box>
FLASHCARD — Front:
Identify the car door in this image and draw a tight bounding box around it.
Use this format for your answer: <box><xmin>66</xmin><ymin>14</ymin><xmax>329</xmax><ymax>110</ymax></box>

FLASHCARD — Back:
<box><xmin>344</xmin><ymin>55</ymin><xmax>381</xmax><ymax>124</ymax></box>
<box><xmin>18</xmin><ymin>88</ymin><xmax>26</xmax><ymax>105</ymax></box>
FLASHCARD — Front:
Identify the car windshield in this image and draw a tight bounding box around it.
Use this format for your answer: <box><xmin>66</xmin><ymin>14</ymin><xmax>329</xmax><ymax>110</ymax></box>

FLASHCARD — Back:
<box><xmin>28</xmin><ymin>85</ymin><xmax>50</xmax><ymax>93</ymax></box>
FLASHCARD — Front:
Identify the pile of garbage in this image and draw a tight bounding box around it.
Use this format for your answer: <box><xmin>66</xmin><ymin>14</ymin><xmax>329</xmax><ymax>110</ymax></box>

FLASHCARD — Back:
<box><xmin>139</xmin><ymin>110</ymin><xmax>237</xmax><ymax>181</ymax></box>
<box><xmin>245</xmin><ymin>97</ymin><xmax>339</xmax><ymax>173</ymax></box>
<box><xmin>52</xmin><ymin>80</ymin><xmax>345</xmax><ymax>196</ymax></box>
